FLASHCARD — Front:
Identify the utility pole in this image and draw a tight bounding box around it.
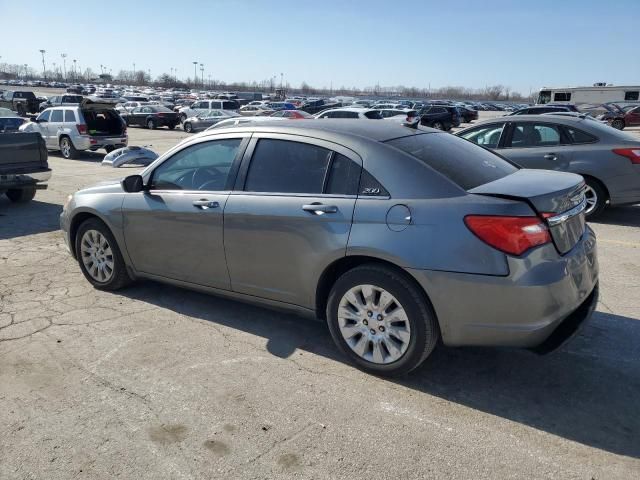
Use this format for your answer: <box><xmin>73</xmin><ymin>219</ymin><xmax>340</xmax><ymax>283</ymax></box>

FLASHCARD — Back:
<box><xmin>200</xmin><ymin>63</ymin><xmax>204</xmax><ymax>87</ymax></box>
<box><xmin>73</xmin><ymin>59</ymin><xmax>77</xmax><ymax>81</ymax></box>
<box><xmin>280</xmin><ymin>72</ymin><xmax>283</xmax><ymax>89</ymax></box>
<box><xmin>192</xmin><ymin>61</ymin><xmax>198</xmax><ymax>87</ymax></box>
<box><xmin>39</xmin><ymin>49</ymin><xmax>46</xmax><ymax>80</ymax></box>
<box><xmin>61</xmin><ymin>53</ymin><xmax>67</xmax><ymax>81</ymax></box>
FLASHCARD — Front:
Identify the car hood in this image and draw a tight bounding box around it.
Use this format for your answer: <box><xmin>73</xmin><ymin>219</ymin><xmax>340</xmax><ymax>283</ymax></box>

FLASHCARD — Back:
<box><xmin>78</xmin><ymin>179</ymin><xmax>124</xmax><ymax>195</ymax></box>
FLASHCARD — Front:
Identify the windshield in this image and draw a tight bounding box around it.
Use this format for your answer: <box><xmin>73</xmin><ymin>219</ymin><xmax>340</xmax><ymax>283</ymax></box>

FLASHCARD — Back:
<box><xmin>387</xmin><ymin>133</ymin><xmax>518</xmax><ymax>190</ymax></box>
<box><xmin>537</xmin><ymin>90</ymin><xmax>551</xmax><ymax>104</ymax></box>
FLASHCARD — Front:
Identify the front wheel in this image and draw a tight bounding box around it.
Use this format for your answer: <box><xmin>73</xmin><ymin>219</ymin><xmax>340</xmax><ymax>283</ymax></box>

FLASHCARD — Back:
<box><xmin>6</xmin><ymin>187</ymin><xmax>36</xmax><ymax>203</ymax></box>
<box><xmin>147</xmin><ymin>119</ymin><xmax>156</xmax><ymax>130</ymax></box>
<box><xmin>326</xmin><ymin>264</ymin><xmax>439</xmax><ymax>376</ymax></box>
<box><xmin>75</xmin><ymin>218</ymin><xmax>133</xmax><ymax>291</ymax></box>
<box><xmin>432</xmin><ymin>121</ymin><xmax>444</xmax><ymax>130</ymax></box>
<box><xmin>183</xmin><ymin>122</ymin><xmax>193</xmax><ymax>133</ymax></box>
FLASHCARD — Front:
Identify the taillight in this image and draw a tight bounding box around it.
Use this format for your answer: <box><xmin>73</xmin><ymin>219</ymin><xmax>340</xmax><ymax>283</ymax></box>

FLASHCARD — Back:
<box><xmin>464</xmin><ymin>215</ymin><xmax>551</xmax><ymax>256</ymax></box>
<box><xmin>76</xmin><ymin>124</ymin><xmax>87</xmax><ymax>135</ymax></box>
<box><xmin>612</xmin><ymin>148</ymin><xmax>640</xmax><ymax>164</ymax></box>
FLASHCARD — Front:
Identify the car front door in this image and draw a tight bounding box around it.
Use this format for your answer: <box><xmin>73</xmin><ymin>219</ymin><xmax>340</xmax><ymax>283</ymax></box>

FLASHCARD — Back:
<box><xmin>224</xmin><ymin>134</ymin><xmax>361</xmax><ymax>308</ymax></box>
<box><xmin>500</xmin><ymin>121</ymin><xmax>572</xmax><ymax>171</ymax></box>
<box><xmin>121</xmin><ymin>135</ymin><xmax>249</xmax><ymax>288</ymax></box>
<box><xmin>35</xmin><ymin>110</ymin><xmax>51</xmax><ymax>145</ymax></box>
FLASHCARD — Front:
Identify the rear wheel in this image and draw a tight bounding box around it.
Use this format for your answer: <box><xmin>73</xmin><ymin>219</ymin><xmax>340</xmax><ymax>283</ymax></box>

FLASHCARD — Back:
<box><xmin>168</xmin><ymin>123</ymin><xmax>176</xmax><ymax>130</ymax></box>
<box><xmin>16</xmin><ymin>104</ymin><xmax>25</xmax><ymax>117</ymax></box>
<box><xmin>59</xmin><ymin>136</ymin><xmax>79</xmax><ymax>159</ymax></box>
<box><xmin>584</xmin><ymin>178</ymin><xmax>607</xmax><ymax>218</ymax></box>
<box><xmin>326</xmin><ymin>264</ymin><xmax>439</xmax><ymax>376</ymax></box>
<box><xmin>183</xmin><ymin>122</ymin><xmax>193</xmax><ymax>133</ymax></box>
<box><xmin>6</xmin><ymin>187</ymin><xmax>36</xmax><ymax>203</ymax></box>
<box><xmin>611</xmin><ymin>119</ymin><xmax>625</xmax><ymax>130</ymax></box>
<box><xmin>147</xmin><ymin>119</ymin><xmax>156</xmax><ymax>130</ymax></box>
<box><xmin>432</xmin><ymin>121</ymin><xmax>444</xmax><ymax>130</ymax></box>
<box><xmin>75</xmin><ymin>218</ymin><xmax>132</xmax><ymax>291</ymax></box>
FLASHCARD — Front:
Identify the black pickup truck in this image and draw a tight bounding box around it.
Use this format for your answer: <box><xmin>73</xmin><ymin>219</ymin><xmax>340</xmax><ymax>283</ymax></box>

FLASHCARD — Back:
<box><xmin>0</xmin><ymin>132</ymin><xmax>51</xmax><ymax>203</ymax></box>
<box><xmin>0</xmin><ymin>90</ymin><xmax>41</xmax><ymax>116</ymax></box>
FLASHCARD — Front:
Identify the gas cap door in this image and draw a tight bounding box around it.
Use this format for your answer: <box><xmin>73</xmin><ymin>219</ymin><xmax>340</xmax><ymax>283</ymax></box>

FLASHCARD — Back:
<box><xmin>386</xmin><ymin>204</ymin><xmax>412</xmax><ymax>232</ymax></box>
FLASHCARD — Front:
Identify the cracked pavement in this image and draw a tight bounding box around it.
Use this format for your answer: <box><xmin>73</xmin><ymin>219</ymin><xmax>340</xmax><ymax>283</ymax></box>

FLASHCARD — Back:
<box><xmin>1</xmin><ymin>125</ymin><xmax>639</xmax><ymax>479</ymax></box>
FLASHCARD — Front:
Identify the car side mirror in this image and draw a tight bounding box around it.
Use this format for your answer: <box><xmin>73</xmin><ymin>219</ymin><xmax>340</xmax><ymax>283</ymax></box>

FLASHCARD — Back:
<box><xmin>122</xmin><ymin>174</ymin><xmax>145</xmax><ymax>193</ymax></box>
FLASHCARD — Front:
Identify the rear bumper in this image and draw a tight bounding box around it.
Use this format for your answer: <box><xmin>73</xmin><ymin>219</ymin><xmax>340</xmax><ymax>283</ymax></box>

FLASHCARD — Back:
<box><xmin>0</xmin><ymin>168</ymin><xmax>51</xmax><ymax>189</ymax></box>
<box><xmin>74</xmin><ymin>135</ymin><xmax>128</xmax><ymax>151</ymax></box>
<box><xmin>408</xmin><ymin>226</ymin><xmax>599</xmax><ymax>348</ymax></box>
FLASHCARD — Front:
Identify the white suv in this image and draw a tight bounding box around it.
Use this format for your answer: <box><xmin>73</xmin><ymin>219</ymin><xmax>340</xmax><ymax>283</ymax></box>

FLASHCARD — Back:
<box><xmin>177</xmin><ymin>99</ymin><xmax>241</xmax><ymax>121</ymax></box>
<box><xmin>20</xmin><ymin>99</ymin><xmax>128</xmax><ymax>159</ymax></box>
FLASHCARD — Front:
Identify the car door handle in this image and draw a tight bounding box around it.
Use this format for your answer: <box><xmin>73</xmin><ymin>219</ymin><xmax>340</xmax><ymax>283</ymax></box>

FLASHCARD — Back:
<box><xmin>544</xmin><ymin>153</ymin><xmax>557</xmax><ymax>161</ymax></box>
<box><xmin>192</xmin><ymin>199</ymin><xmax>219</xmax><ymax>209</ymax></box>
<box><xmin>302</xmin><ymin>203</ymin><xmax>338</xmax><ymax>215</ymax></box>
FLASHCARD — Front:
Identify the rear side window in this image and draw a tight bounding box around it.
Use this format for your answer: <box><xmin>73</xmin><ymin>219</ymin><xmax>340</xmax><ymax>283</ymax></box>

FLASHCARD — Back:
<box><xmin>564</xmin><ymin>127</ymin><xmax>596</xmax><ymax>144</ymax></box>
<box><xmin>364</xmin><ymin>110</ymin><xmax>383</xmax><ymax>119</ymax></box>
<box><xmin>64</xmin><ymin>110</ymin><xmax>76</xmax><ymax>122</ymax></box>
<box><xmin>624</xmin><ymin>91</ymin><xmax>639</xmax><ymax>101</ymax></box>
<box><xmin>326</xmin><ymin>154</ymin><xmax>360</xmax><ymax>195</ymax></box>
<box><xmin>50</xmin><ymin>110</ymin><xmax>63</xmax><ymax>122</ymax></box>
<box><xmin>245</xmin><ymin>139</ymin><xmax>332</xmax><ymax>194</ymax></box>
<box><xmin>386</xmin><ymin>134</ymin><xmax>517</xmax><ymax>190</ymax></box>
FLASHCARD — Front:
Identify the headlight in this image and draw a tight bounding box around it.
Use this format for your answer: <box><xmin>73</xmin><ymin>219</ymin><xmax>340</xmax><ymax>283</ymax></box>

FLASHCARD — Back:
<box><xmin>63</xmin><ymin>194</ymin><xmax>73</xmax><ymax>211</ymax></box>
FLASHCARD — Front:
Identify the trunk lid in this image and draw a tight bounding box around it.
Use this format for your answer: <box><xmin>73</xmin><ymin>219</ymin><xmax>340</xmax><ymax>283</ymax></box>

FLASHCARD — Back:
<box><xmin>469</xmin><ymin>169</ymin><xmax>587</xmax><ymax>254</ymax></box>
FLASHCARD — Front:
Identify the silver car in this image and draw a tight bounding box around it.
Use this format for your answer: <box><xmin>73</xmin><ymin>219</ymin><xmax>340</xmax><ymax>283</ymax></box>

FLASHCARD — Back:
<box><xmin>182</xmin><ymin>109</ymin><xmax>240</xmax><ymax>133</ymax></box>
<box><xmin>60</xmin><ymin>121</ymin><xmax>599</xmax><ymax>376</ymax></box>
<box><xmin>456</xmin><ymin>115</ymin><xmax>640</xmax><ymax>216</ymax></box>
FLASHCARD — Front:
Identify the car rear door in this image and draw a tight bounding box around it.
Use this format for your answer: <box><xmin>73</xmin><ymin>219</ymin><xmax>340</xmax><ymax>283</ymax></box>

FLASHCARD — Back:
<box><xmin>500</xmin><ymin>121</ymin><xmax>572</xmax><ymax>171</ymax></box>
<box><xmin>121</xmin><ymin>135</ymin><xmax>249</xmax><ymax>288</ymax></box>
<box><xmin>223</xmin><ymin>134</ymin><xmax>361</xmax><ymax>308</ymax></box>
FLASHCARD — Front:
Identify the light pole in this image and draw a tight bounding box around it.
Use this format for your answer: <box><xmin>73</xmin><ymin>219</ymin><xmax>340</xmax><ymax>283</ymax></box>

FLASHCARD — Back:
<box><xmin>200</xmin><ymin>63</ymin><xmax>204</xmax><ymax>87</ymax></box>
<box><xmin>73</xmin><ymin>59</ymin><xmax>77</xmax><ymax>81</ymax></box>
<box><xmin>52</xmin><ymin>62</ymin><xmax>57</xmax><ymax>80</ymax></box>
<box><xmin>61</xmin><ymin>53</ymin><xmax>67</xmax><ymax>81</ymax></box>
<box><xmin>280</xmin><ymin>72</ymin><xmax>283</xmax><ymax>89</ymax></box>
<box><xmin>192</xmin><ymin>61</ymin><xmax>198</xmax><ymax>87</ymax></box>
<box><xmin>39</xmin><ymin>49</ymin><xmax>46</xmax><ymax>80</ymax></box>
<box><xmin>23</xmin><ymin>64</ymin><xmax>28</xmax><ymax>80</ymax></box>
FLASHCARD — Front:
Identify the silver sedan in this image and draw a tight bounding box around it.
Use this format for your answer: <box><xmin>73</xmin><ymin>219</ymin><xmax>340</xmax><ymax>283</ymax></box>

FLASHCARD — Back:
<box><xmin>60</xmin><ymin>121</ymin><xmax>598</xmax><ymax>376</ymax></box>
<box><xmin>182</xmin><ymin>109</ymin><xmax>240</xmax><ymax>133</ymax></box>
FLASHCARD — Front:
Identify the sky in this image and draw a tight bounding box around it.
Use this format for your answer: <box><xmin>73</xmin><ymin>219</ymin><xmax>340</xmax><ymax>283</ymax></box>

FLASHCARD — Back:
<box><xmin>2</xmin><ymin>0</ymin><xmax>639</xmax><ymax>95</ymax></box>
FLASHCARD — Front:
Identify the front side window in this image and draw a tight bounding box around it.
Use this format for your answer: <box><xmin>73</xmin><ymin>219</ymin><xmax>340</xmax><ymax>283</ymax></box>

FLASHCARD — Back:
<box><xmin>553</xmin><ymin>92</ymin><xmax>571</xmax><ymax>101</ymax></box>
<box><xmin>151</xmin><ymin>139</ymin><xmax>242</xmax><ymax>191</ymax></box>
<box><xmin>364</xmin><ymin>110</ymin><xmax>382</xmax><ymax>119</ymax></box>
<box><xmin>245</xmin><ymin>139</ymin><xmax>332</xmax><ymax>194</ymax></box>
<box><xmin>460</xmin><ymin>123</ymin><xmax>505</xmax><ymax>148</ymax></box>
<box><xmin>537</xmin><ymin>90</ymin><xmax>551</xmax><ymax>104</ymax></box>
<box><xmin>37</xmin><ymin>110</ymin><xmax>51</xmax><ymax>122</ymax></box>
<box><xmin>508</xmin><ymin>123</ymin><xmax>561</xmax><ymax>148</ymax></box>
<box><xmin>50</xmin><ymin>110</ymin><xmax>64</xmax><ymax>122</ymax></box>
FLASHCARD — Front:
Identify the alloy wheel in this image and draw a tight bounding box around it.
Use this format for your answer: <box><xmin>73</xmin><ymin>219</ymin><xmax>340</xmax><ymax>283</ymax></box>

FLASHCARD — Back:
<box><xmin>337</xmin><ymin>284</ymin><xmax>411</xmax><ymax>364</ymax></box>
<box><xmin>60</xmin><ymin>139</ymin><xmax>71</xmax><ymax>158</ymax></box>
<box><xmin>80</xmin><ymin>229</ymin><xmax>114</xmax><ymax>282</ymax></box>
<box><xmin>584</xmin><ymin>185</ymin><xmax>598</xmax><ymax>215</ymax></box>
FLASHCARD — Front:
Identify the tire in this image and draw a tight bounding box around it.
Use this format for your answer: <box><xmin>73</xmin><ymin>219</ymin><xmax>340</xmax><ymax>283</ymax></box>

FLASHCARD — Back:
<box><xmin>168</xmin><ymin>123</ymin><xmax>176</xmax><ymax>130</ymax></box>
<box><xmin>6</xmin><ymin>187</ymin><xmax>36</xmax><ymax>203</ymax></box>
<box><xmin>59</xmin><ymin>136</ymin><xmax>79</xmax><ymax>159</ymax></box>
<box><xmin>183</xmin><ymin>122</ymin><xmax>193</xmax><ymax>133</ymax></box>
<box><xmin>583</xmin><ymin>177</ymin><xmax>607</xmax><ymax>218</ymax></box>
<box><xmin>104</xmin><ymin>145</ymin><xmax>116</xmax><ymax>153</ymax></box>
<box><xmin>75</xmin><ymin>218</ymin><xmax>133</xmax><ymax>291</ymax></box>
<box><xmin>147</xmin><ymin>119</ymin><xmax>156</xmax><ymax>130</ymax></box>
<box><xmin>432</xmin><ymin>121</ymin><xmax>444</xmax><ymax>130</ymax></box>
<box><xmin>16</xmin><ymin>104</ymin><xmax>25</xmax><ymax>117</ymax></box>
<box><xmin>611</xmin><ymin>119</ymin><xmax>625</xmax><ymax>130</ymax></box>
<box><xmin>326</xmin><ymin>264</ymin><xmax>439</xmax><ymax>376</ymax></box>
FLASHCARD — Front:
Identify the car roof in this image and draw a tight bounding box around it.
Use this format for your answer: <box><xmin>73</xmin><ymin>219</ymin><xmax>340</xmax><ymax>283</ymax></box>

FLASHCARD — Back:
<box><xmin>197</xmin><ymin>119</ymin><xmax>432</xmax><ymax>142</ymax></box>
<box><xmin>457</xmin><ymin>114</ymin><xmax>597</xmax><ymax>129</ymax></box>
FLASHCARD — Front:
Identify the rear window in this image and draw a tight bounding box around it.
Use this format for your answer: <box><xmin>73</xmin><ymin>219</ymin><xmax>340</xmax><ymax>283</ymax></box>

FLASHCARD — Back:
<box><xmin>386</xmin><ymin>133</ymin><xmax>518</xmax><ymax>190</ymax></box>
<box><xmin>364</xmin><ymin>110</ymin><xmax>383</xmax><ymax>119</ymax></box>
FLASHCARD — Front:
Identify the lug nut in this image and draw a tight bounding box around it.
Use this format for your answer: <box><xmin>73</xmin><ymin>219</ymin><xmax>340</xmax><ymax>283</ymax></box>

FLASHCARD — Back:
<box><xmin>377</xmin><ymin>314</ymin><xmax>383</xmax><ymax>321</ymax></box>
<box><xmin>363</xmin><ymin>319</ymin><xmax>368</xmax><ymax>326</ymax></box>
<box><xmin>369</xmin><ymin>329</ymin><xmax>376</xmax><ymax>335</ymax></box>
<box><xmin>379</xmin><ymin>326</ymin><xmax>385</xmax><ymax>332</ymax></box>
<box><xmin>367</xmin><ymin>311</ymin><xmax>373</xmax><ymax>317</ymax></box>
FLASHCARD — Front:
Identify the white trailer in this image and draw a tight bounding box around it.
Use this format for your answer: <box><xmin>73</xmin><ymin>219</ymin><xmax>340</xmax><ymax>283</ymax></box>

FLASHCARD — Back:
<box><xmin>537</xmin><ymin>84</ymin><xmax>640</xmax><ymax>105</ymax></box>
